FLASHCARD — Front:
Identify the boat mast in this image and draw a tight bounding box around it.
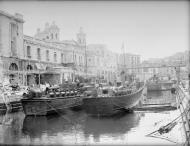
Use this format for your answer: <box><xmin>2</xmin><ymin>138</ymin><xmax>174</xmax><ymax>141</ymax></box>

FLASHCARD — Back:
<box><xmin>121</xmin><ymin>42</ymin><xmax>125</xmax><ymax>83</ymax></box>
<box><xmin>85</xmin><ymin>39</ymin><xmax>87</xmax><ymax>79</ymax></box>
<box><xmin>188</xmin><ymin>48</ymin><xmax>190</xmax><ymax>93</ymax></box>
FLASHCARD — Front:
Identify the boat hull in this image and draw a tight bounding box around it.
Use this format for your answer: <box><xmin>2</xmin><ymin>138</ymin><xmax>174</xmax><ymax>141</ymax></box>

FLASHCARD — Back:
<box><xmin>21</xmin><ymin>96</ymin><xmax>83</xmax><ymax>116</ymax></box>
<box><xmin>83</xmin><ymin>86</ymin><xmax>144</xmax><ymax>116</ymax></box>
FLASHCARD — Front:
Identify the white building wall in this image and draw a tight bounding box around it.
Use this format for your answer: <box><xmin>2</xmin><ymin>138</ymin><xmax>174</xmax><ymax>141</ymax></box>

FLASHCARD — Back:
<box><xmin>0</xmin><ymin>13</ymin><xmax>24</xmax><ymax>59</ymax></box>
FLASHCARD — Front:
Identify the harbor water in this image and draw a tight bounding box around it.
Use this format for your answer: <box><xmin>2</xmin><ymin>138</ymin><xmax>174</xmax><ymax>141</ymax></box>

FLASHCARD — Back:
<box><xmin>0</xmin><ymin>91</ymin><xmax>185</xmax><ymax>145</ymax></box>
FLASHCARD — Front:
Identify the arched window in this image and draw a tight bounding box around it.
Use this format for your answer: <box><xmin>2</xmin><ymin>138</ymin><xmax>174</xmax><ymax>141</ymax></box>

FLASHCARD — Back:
<box><xmin>55</xmin><ymin>33</ymin><xmax>58</xmax><ymax>39</ymax></box>
<box><xmin>27</xmin><ymin>46</ymin><xmax>31</xmax><ymax>58</ymax></box>
<box><xmin>27</xmin><ymin>65</ymin><xmax>33</xmax><ymax>70</ymax></box>
<box><xmin>37</xmin><ymin>48</ymin><xmax>41</xmax><ymax>60</ymax></box>
<box><xmin>51</xmin><ymin>33</ymin><xmax>53</xmax><ymax>39</ymax></box>
<box><xmin>9</xmin><ymin>63</ymin><xmax>18</xmax><ymax>70</ymax></box>
<box><xmin>54</xmin><ymin>52</ymin><xmax>57</xmax><ymax>62</ymax></box>
<box><xmin>46</xmin><ymin>50</ymin><xmax>49</xmax><ymax>61</ymax></box>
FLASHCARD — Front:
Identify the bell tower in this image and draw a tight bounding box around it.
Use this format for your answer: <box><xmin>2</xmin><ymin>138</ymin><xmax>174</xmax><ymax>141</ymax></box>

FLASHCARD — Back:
<box><xmin>35</xmin><ymin>21</ymin><xmax>60</xmax><ymax>42</ymax></box>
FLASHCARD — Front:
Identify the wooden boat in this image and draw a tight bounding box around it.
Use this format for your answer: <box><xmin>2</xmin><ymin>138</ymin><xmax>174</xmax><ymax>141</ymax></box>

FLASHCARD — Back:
<box><xmin>82</xmin><ymin>82</ymin><xmax>145</xmax><ymax>116</ymax></box>
<box><xmin>147</xmin><ymin>81</ymin><xmax>162</xmax><ymax>91</ymax></box>
<box><xmin>0</xmin><ymin>85</ymin><xmax>27</xmax><ymax>114</ymax></box>
<box><xmin>147</xmin><ymin>81</ymin><xmax>174</xmax><ymax>91</ymax></box>
<box><xmin>0</xmin><ymin>95</ymin><xmax>23</xmax><ymax>114</ymax></box>
<box><xmin>21</xmin><ymin>86</ymin><xmax>83</xmax><ymax>116</ymax></box>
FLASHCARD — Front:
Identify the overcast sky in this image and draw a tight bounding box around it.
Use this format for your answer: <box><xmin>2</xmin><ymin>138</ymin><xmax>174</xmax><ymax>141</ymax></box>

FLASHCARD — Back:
<box><xmin>0</xmin><ymin>1</ymin><xmax>189</xmax><ymax>60</ymax></box>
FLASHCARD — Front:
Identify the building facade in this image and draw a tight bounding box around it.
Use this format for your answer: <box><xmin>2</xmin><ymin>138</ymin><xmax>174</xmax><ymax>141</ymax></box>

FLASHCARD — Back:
<box><xmin>86</xmin><ymin>44</ymin><xmax>117</xmax><ymax>84</ymax></box>
<box><xmin>117</xmin><ymin>51</ymin><xmax>141</xmax><ymax>83</ymax></box>
<box><xmin>0</xmin><ymin>10</ymin><xmax>119</xmax><ymax>86</ymax></box>
<box><xmin>0</xmin><ymin>10</ymin><xmax>25</xmax><ymax>85</ymax></box>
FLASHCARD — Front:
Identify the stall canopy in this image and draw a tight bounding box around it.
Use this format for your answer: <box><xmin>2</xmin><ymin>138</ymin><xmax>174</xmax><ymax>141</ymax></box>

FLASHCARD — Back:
<box><xmin>35</xmin><ymin>63</ymin><xmax>46</xmax><ymax>70</ymax></box>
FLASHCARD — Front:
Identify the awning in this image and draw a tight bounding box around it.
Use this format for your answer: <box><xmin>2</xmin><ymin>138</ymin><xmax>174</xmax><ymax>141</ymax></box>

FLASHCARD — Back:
<box><xmin>35</xmin><ymin>63</ymin><xmax>46</xmax><ymax>70</ymax></box>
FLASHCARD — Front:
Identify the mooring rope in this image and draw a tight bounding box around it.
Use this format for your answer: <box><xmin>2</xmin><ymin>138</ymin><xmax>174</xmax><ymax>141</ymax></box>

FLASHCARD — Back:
<box><xmin>146</xmin><ymin>103</ymin><xmax>190</xmax><ymax>145</ymax></box>
<box><xmin>146</xmin><ymin>106</ymin><xmax>190</xmax><ymax>137</ymax></box>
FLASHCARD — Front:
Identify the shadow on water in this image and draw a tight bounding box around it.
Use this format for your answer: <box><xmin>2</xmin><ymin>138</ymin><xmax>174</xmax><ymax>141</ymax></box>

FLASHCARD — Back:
<box><xmin>22</xmin><ymin>110</ymin><xmax>143</xmax><ymax>144</ymax></box>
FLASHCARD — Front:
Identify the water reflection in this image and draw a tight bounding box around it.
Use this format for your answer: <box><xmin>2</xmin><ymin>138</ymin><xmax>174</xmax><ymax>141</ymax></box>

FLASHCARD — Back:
<box><xmin>0</xmin><ymin>112</ymin><xmax>25</xmax><ymax>144</ymax></box>
<box><xmin>21</xmin><ymin>110</ymin><xmax>143</xmax><ymax>144</ymax></box>
<box><xmin>0</xmin><ymin>90</ymin><xmax>182</xmax><ymax>145</ymax></box>
<box><xmin>22</xmin><ymin>110</ymin><xmax>86</xmax><ymax>139</ymax></box>
<box><xmin>83</xmin><ymin>112</ymin><xmax>141</xmax><ymax>142</ymax></box>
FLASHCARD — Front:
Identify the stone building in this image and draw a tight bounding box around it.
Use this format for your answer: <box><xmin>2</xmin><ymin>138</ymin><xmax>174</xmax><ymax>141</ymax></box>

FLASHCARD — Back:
<box><xmin>87</xmin><ymin>44</ymin><xmax>117</xmax><ymax>84</ymax></box>
<box><xmin>117</xmin><ymin>44</ymin><xmax>141</xmax><ymax>83</ymax></box>
<box><xmin>24</xmin><ymin>24</ymin><xmax>88</xmax><ymax>85</ymax></box>
<box><xmin>0</xmin><ymin>10</ymin><xmax>89</xmax><ymax>86</ymax></box>
<box><xmin>0</xmin><ymin>10</ymin><xmax>25</xmax><ymax>85</ymax></box>
<box><xmin>0</xmin><ymin>10</ymin><xmax>119</xmax><ymax>85</ymax></box>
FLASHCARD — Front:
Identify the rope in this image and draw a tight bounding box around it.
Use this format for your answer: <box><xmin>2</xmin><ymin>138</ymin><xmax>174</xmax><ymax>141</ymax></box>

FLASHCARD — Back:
<box><xmin>175</xmin><ymin>87</ymin><xmax>190</xmax><ymax>146</ymax></box>
<box><xmin>146</xmin><ymin>107</ymin><xmax>190</xmax><ymax>137</ymax></box>
<box><xmin>146</xmin><ymin>89</ymin><xmax>190</xmax><ymax>145</ymax></box>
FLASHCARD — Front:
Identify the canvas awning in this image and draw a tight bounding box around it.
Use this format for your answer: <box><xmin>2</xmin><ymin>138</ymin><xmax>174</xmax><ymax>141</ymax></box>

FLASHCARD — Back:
<box><xmin>35</xmin><ymin>63</ymin><xmax>46</xmax><ymax>70</ymax></box>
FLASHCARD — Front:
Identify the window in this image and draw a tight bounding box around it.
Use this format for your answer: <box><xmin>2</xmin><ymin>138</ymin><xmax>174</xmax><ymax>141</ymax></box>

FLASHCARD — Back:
<box><xmin>37</xmin><ymin>48</ymin><xmax>41</xmax><ymax>60</ymax></box>
<box><xmin>27</xmin><ymin>46</ymin><xmax>31</xmax><ymax>58</ymax></box>
<box><xmin>55</xmin><ymin>33</ymin><xmax>58</xmax><ymax>39</ymax></box>
<box><xmin>61</xmin><ymin>53</ymin><xmax>64</xmax><ymax>63</ymax></box>
<box><xmin>51</xmin><ymin>33</ymin><xmax>53</xmax><ymax>39</ymax></box>
<box><xmin>46</xmin><ymin>50</ymin><xmax>49</xmax><ymax>61</ymax></box>
<box><xmin>54</xmin><ymin>52</ymin><xmax>57</xmax><ymax>62</ymax></box>
<box><xmin>10</xmin><ymin>23</ymin><xmax>17</xmax><ymax>57</ymax></box>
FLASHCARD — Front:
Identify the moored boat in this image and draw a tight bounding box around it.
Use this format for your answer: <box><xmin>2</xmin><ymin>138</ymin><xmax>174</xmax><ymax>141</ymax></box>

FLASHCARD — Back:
<box><xmin>147</xmin><ymin>80</ymin><xmax>174</xmax><ymax>91</ymax></box>
<box><xmin>82</xmin><ymin>82</ymin><xmax>145</xmax><ymax>116</ymax></box>
<box><xmin>21</xmin><ymin>85</ymin><xmax>83</xmax><ymax>116</ymax></box>
<box><xmin>0</xmin><ymin>84</ymin><xmax>28</xmax><ymax>114</ymax></box>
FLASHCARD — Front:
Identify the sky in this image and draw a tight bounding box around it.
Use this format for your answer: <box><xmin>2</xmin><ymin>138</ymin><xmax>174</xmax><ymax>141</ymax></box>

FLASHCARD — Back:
<box><xmin>0</xmin><ymin>1</ymin><xmax>189</xmax><ymax>60</ymax></box>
